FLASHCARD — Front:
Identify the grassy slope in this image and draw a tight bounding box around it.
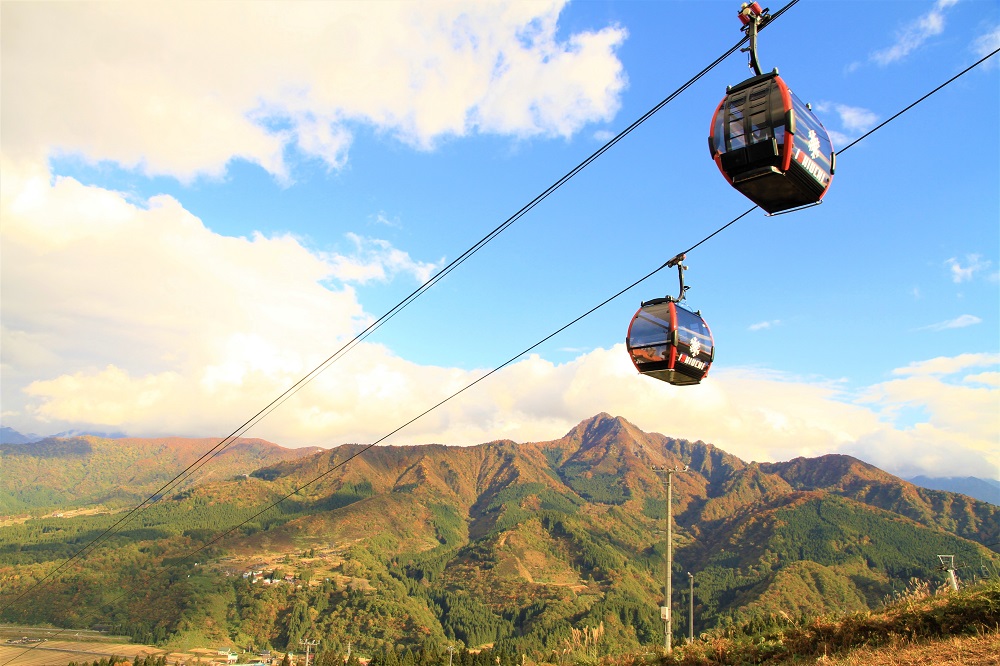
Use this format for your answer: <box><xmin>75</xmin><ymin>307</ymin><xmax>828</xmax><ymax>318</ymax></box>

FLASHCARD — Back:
<box><xmin>667</xmin><ymin>579</ymin><xmax>1000</xmax><ymax>665</ymax></box>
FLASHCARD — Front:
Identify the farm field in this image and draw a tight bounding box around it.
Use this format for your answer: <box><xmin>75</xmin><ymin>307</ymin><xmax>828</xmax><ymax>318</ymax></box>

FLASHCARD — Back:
<box><xmin>0</xmin><ymin>639</ymin><xmax>161</xmax><ymax>666</ymax></box>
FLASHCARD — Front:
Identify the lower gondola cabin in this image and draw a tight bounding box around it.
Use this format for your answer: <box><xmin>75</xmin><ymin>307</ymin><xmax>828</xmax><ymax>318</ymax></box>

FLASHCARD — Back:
<box><xmin>709</xmin><ymin>71</ymin><xmax>835</xmax><ymax>214</ymax></box>
<box><xmin>626</xmin><ymin>298</ymin><xmax>714</xmax><ymax>385</ymax></box>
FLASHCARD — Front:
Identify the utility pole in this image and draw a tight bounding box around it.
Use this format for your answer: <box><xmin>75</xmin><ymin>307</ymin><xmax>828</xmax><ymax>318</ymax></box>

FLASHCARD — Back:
<box><xmin>687</xmin><ymin>572</ymin><xmax>694</xmax><ymax>644</ymax></box>
<box><xmin>299</xmin><ymin>640</ymin><xmax>319</xmax><ymax>666</ymax></box>
<box><xmin>653</xmin><ymin>465</ymin><xmax>687</xmax><ymax>655</ymax></box>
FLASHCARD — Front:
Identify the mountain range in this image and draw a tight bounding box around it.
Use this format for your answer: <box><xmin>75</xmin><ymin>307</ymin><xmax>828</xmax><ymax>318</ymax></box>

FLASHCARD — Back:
<box><xmin>907</xmin><ymin>475</ymin><xmax>1000</xmax><ymax>506</ymax></box>
<box><xmin>1</xmin><ymin>413</ymin><xmax>997</xmax><ymax>657</ymax></box>
<box><xmin>5</xmin><ymin>423</ymin><xmax>995</xmax><ymax>504</ymax></box>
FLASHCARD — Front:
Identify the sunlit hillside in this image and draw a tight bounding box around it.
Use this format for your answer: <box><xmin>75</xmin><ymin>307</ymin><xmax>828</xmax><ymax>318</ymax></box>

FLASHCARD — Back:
<box><xmin>1</xmin><ymin>415</ymin><xmax>997</xmax><ymax>662</ymax></box>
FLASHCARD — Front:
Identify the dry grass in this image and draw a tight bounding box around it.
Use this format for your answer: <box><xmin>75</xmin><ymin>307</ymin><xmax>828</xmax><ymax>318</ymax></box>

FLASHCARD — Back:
<box><xmin>805</xmin><ymin>631</ymin><xmax>1000</xmax><ymax>665</ymax></box>
<box><xmin>645</xmin><ymin>579</ymin><xmax>1000</xmax><ymax>666</ymax></box>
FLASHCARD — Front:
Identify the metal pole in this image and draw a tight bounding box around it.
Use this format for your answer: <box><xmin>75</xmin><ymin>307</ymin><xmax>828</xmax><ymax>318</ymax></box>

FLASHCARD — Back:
<box><xmin>654</xmin><ymin>465</ymin><xmax>686</xmax><ymax>655</ymax></box>
<box><xmin>666</xmin><ymin>469</ymin><xmax>673</xmax><ymax>655</ymax></box>
<box><xmin>687</xmin><ymin>572</ymin><xmax>694</xmax><ymax>644</ymax></box>
<box><xmin>299</xmin><ymin>640</ymin><xmax>318</xmax><ymax>666</ymax></box>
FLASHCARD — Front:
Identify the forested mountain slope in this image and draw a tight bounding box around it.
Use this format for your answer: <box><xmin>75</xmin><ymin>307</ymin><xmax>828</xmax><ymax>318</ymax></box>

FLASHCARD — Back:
<box><xmin>1</xmin><ymin>414</ymin><xmax>996</xmax><ymax>659</ymax></box>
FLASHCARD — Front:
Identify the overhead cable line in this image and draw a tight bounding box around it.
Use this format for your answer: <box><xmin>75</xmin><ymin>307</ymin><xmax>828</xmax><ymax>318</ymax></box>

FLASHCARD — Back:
<box><xmin>4</xmin><ymin>45</ymin><xmax>994</xmax><ymax>663</ymax></box>
<box><xmin>0</xmin><ymin>1</ymin><xmax>801</xmax><ymax>620</ymax></box>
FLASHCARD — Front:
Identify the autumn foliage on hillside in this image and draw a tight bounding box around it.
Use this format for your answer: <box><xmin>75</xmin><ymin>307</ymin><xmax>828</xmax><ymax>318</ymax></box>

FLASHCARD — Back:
<box><xmin>663</xmin><ymin>579</ymin><xmax>1000</xmax><ymax>665</ymax></box>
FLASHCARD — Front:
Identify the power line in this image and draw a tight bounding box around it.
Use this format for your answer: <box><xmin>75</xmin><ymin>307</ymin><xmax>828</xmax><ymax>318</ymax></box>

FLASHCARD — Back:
<box><xmin>6</xmin><ymin>15</ymin><xmax>994</xmax><ymax>665</ymax></box>
<box><xmin>0</xmin><ymin>1</ymin><xmax>790</xmax><ymax>620</ymax></box>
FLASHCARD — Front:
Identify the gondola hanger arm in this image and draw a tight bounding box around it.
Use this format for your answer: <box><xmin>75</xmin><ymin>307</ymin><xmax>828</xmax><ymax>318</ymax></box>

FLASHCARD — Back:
<box><xmin>664</xmin><ymin>253</ymin><xmax>689</xmax><ymax>302</ymax></box>
<box><xmin>738</xmin><ymin>2</ymin><xmax>771</xmax><ymax>76</ymax></box>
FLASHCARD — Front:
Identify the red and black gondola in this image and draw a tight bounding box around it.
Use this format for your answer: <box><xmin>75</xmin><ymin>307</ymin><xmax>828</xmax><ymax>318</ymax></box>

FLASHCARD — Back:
<box><xmin>626</xmin><ymin>297</ymin><xmax>714</xmax><ymax>386</ymax></box>
<box><xmin>709</xmin><ymin>3</ymin><xmax>836</xmax><ymax>214</ymax></box>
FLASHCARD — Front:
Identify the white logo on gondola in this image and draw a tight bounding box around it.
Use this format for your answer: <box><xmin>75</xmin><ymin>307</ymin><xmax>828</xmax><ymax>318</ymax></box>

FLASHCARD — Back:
<box><xmin>689</xmin><ymin>336</ymin><xmax>701</xmax><ymax>358</ymax></box>
<box><xmin>807</xmin><ymin>129</ymin><xmax>821</xmax><ymax>159</ymax></box>
<box><xmin>793</xmin><ymin>148</ymin><xmax>831</xmax><ymax>186</ymax></box>
<box><xmin>679</xmin><ymin>354</ymin><xmax>707</xmax><ymax>371</ymax></box>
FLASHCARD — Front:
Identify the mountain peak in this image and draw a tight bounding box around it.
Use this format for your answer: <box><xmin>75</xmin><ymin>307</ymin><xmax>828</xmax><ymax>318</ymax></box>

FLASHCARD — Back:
<box><xmin>761</xmin><ymin>454</ymin><xmax>891</xmax><ymax>490</ymax></box>
<box><xmin>565</xmin><ymin>412</ymin><xmax>631</xmax><ymax>442</ymax></box>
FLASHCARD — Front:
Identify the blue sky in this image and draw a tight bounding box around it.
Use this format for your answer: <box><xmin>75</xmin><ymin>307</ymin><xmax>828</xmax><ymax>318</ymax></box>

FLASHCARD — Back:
<box><xmin>1</xmin><ymin>0</ymin><xmax>997</xmax><ymax>479</ymax></box>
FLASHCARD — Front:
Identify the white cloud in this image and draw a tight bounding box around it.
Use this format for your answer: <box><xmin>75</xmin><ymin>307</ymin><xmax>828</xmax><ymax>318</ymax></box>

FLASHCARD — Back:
<box><xmin>812</xmin><ymin>102</ymin><xmax>878</xmax><ymax>148</ymax></box>
<box><xmin>853</xmin><ymin>352</ymin><xmax>999</xmax><ymax>477</ymax></box>
<box><xmin>1</xmin><ymin>1</ymin><xmax>627</xmax><ymax>181</ymax></box>
<box><xmin>834</xmin><ymin>105</ymin><xmax>879</xmax><ymax>134</ymax></box>
<box><xmin>749</xmin><ymin>320</ymin><xmax>781</xmax><ymax>331</ymax></box>
<box><xmin>370</xmin><ymin>212</ymin><xmax>401</xmax><ymax>229</ymax></box>
<box><xmin>871</xmin><ymin>0</ymin><xmax>958</xmax><ymax>66</ymax></box>
<box><xmin>946</xmin><ymin>254</ymin><xmax>991</xmax><ymax>283</ymax></box>
<box><xmin>965</xmin><ymin>371</ymin><xmax>1000</xmax><ymax>387</ymax></box>
<box><xmin>919</xmin><ymin>314</ymin><xmax>983</xmax><ymax>331</ymax></box>
<box><xmin>0</xmin><ymin>160</ymin><xmax>368</xmax><ymax>433</ymax></box>
<box><xmin>972</xmin><ymin>25</ymin><xmax>1000</xmax><ymax>66</ymax></box>
<box><xmin>891</xmin><ymin>353</ymin><xmax>998</xmax><ymax>377</ymax></box>
<box><xmin>326</xmin><ymin>233</ymin><xmax>444</xmax><ymax>285</ymax></box>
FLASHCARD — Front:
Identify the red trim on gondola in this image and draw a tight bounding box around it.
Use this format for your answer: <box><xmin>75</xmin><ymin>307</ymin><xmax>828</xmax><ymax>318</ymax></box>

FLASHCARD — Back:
<box><xmin>666</xmin><ymin>302</ymin><xmax>679</xmax><ymax>372</ymax></box>
<box><xmin>709</xmin><ymin>100</ymin><xmax>733</xmax><ymax>183</ymax></box>
<box><xmin>709</xmin><ymin>100</ymin><xmax>723</xmax><ymax>158</ymax></box>
<box><xmin>775</xmin><ymin>76</ymin><xmax>794</xmax><ymax>172</ymax></box>
<box><xmin>701</xmin><ymin>316</ymin><xmax>715</xmax><ymax>379</ymax></box>
<box><xmin>625</xmin><ymin>315</ymin><xmax>641</xmax><ymax>372</ymax></box>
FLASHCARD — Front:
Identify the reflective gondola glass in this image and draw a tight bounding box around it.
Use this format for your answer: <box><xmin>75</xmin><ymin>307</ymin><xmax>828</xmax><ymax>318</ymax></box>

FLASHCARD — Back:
<box><xmin>709</xmin><ymin>72</ymin><xmax>835</xmax><ymax>214</ymax></box>
<box><xmin>626</xmin><ymin>298</ymin><xmax>714</xmax><ymax>385</ymax></box>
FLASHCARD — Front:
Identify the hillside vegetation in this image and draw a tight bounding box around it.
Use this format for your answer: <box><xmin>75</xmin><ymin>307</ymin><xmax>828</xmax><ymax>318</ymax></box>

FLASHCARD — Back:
<box><xmin>0</xmin><ymin>414</ymin><xmax>996</xmax><ymax>661</ymax></box>
<box><xmin>670</xmin><ymin>578</ymin><xmax>1000</xmax><ymax>665</ymax></box>
<box><xmin>0</xmin><ymin>436</ymin><xmax>320</xmax><ymax>513</ymax></box>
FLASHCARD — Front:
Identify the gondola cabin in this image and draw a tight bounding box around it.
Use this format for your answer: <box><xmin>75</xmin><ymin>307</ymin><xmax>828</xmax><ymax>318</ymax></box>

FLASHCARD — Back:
<box><xmin>709</xmin><ymin>71</ymin><xmax>835</xmax><ymax>214</ymax></box>
<box><xmin>626</xmin><ymin>298</ymin><xmax>714</xmax><ymax>385</ymax></box>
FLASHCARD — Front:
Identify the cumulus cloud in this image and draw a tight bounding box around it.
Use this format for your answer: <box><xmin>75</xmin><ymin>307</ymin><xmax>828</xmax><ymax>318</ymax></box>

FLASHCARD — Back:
<box><xmin>1</xmin><ymin>1</ymin><xmax>627</xmax><ymax>181</ymax></box>
<box><xmin>871</xmin><ymin>0</ymin><xmax>959</xmax><ymax>66</ymax></box>
<box><xmin>853</xmin><ymin>351</ymin><xmax>999</xmax><ymax>477</ymax></box>
<box><xmin>0</xmin><ymin>160</ymin><xmax>387</xmax><ymax>435</ymax></box>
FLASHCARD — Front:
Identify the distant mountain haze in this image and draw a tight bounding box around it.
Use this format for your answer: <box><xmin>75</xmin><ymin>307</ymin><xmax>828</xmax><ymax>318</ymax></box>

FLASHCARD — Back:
<box><xmin>907</xmin><ymin>475</ymin><xmax>1000</xmax><ymax>506</ymax></box>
